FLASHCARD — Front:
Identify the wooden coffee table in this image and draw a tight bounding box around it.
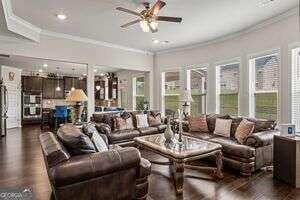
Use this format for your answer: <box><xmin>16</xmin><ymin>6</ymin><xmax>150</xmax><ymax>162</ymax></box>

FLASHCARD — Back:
<box><xmin>134</xmin><ymin>134</ymin><xmax>223</xmax><ymax>195</ymax></box>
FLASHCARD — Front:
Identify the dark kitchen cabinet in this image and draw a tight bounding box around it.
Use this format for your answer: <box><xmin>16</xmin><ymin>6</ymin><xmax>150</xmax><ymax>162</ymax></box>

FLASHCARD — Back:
<box><xmin>64</xmin><ymin>77</ymin><xmax>86</xmax><ymax>94</ymax></box>
<box><xmin>43</xmin><ymin>78</ymin><xmax>65</xmax><ymax>99</ymax></box>
<box><xmin>22</xmin><ymin>76</ymin><xmax>43</xmax><ymax>91</ymax></box>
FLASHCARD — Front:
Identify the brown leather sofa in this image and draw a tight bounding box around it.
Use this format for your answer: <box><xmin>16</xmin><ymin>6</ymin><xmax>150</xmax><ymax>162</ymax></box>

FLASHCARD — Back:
<box><xmin>91</xmin><ymin>111</ymin><xmax>167</xmax><ymax>146</ymax></box>
<box><xmin>183</xmin><ymin>114</ymin><xmax>278</xmax><ymax>176</ymax></box>
<box><xmin>39</xmin><ymin>131</ymin><xmax>151</xmax><ymax>200</ymax></box>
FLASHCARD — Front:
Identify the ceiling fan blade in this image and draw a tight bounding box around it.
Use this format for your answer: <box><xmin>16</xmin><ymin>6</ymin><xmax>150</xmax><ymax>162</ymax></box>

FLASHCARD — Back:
<box><xmin>156</xmin><ymin>16</ymin><xmax>182</xmax><ymax>23</ymax></box>
<box><xmin>149</xmin><ymin>25</ymin><xmax>158</xmax><ymax>33</ymax></box>
<box><xmin>120</xmin><ymin>19</ymin><xmax>140</xmax><ymax>28</ymax></box>
<box><xmin>149</xmin><ymin>0</ymin><xmax>166</xmax><ymax>16</ymax></box>
<box><xmin>116</xmin><ymin>7</ymin><xmax>141</xmax><ymax>16</ymax></box>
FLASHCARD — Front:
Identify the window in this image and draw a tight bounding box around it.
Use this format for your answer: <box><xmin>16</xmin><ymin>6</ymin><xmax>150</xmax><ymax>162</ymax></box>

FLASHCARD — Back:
<box><xmin>133</xmin><ymin>76</ymin><xmax>145</xmax><ymax>110</ymax></box>
<box><xmin>292</xmin><ymin>48</ymin><xmax>300</xmax><ymax>131</ymax></box>
<box><xmin>162</xmin><ymin>71</ymin><xmax>180</xmax><ymax>116</ymax></box>
<box><xmin>217</xmin><ymin>63</ymin><xmax>239</xmax><ymax>115</ymax></box>
<box><xmin>188</xmin><ymin>68</ymin><xmax>207</xmax><ymax>115</ymax></box>
<box><xmin>250</xmin><ymin>53</ymin><xmax>279</xmax><ymax>120</ymax></box>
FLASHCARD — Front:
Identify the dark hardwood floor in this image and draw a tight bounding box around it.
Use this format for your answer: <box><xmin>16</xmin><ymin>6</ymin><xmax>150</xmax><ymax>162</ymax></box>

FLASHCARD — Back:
<box><xmin>0</xmin><ymin>125</ymin><xmax>299</xmax><ymax>200</ymax></box>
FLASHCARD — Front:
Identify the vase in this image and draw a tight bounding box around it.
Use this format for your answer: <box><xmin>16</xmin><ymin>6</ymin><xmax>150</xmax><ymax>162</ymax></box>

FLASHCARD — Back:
<box><xmin>164</xmin><ymin>117</ymin><xmax>174</xmax><ymax>143</ymax></box>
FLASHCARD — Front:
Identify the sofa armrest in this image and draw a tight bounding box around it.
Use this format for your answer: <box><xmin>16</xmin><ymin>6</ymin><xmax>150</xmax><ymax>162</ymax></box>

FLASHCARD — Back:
<box><xmin>94</xmin><ymin>122</ymin><xmax>112</xmax><ymax>135</ymax></box>
<box><xmin>139</xmin><ymin>158</ymin><xmax>151</xmax><ymax>179</ymax></box>
<box><xmin>244</xmin><ymin>130</ymin><xmax>280</xmax><ymax>148</ymax></box>
<box><xmin>49</xmin><ymin>147</ymin><xmax>141</xmax><ymax>187</ymax></box>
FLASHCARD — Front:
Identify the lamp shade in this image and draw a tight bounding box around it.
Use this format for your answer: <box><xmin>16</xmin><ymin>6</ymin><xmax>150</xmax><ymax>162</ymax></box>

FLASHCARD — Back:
<box><xmin>179</xmin><ymin>89</ymin><xmax>194</xmax><ymax>102</ymax></box>
<box><xmin>66</xmin><ymin>89</ymin><xmax>88</xmax><ymax>102</ymax></box>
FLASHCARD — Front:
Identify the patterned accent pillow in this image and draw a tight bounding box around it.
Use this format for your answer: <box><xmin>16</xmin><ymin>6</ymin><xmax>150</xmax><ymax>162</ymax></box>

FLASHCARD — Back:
<box><xmin>148</xmin><ymin>114</ymin><xmax>162</xmax><ymax>126</ymax></box>
<box><xmin>114</xmin><ymin>116</ymin><xmax>134</xmax><ymax>131</ymax></box>
<box><xmin>214</xmin><ymin>118</ymin><xmax>232</xmax><ymax>138</ymax></box>
<box><xmin>136</xmin><ymin>114</ymin><xmax>149</xmax><ymax>128</ymax></box>
<box><xmin>235</xmin><ymin>119</ymin><xmax>255</xmax><ymax>144</ymax></box>
<box><xmin>187</xmin><ymin>115</ymin><xmax>209</xmax><ymax>132</ymax></box>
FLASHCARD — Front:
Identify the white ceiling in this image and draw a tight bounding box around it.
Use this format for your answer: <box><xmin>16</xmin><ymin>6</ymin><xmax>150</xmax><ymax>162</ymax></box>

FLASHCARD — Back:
<box><xmin>0</xmin><ymin>55</ymin><xmax>120</xmax><ymax>76</ymax></box>
<box><xmin>10</xmin><ymin>0</ymin><xmax>298</xmax><ymax>52</ymax></box>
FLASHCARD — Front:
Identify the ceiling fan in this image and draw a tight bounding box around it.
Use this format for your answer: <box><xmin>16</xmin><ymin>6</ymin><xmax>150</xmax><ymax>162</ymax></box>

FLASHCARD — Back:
<box><xmin>116</xmin><ymin>0</ymin><xmax>182</xmax><ymax>33</ymax></box>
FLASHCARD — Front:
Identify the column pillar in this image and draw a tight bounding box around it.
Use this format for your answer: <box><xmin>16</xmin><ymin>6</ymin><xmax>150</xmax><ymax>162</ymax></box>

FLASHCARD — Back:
<box><xmin>87</xmin><ymin>64</ymin><xmax>95</xmax><ymax>121</ymax></box>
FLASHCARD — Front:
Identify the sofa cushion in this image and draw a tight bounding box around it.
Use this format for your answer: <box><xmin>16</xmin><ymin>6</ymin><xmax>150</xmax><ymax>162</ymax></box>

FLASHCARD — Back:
<box><xmin>214</xmin><ymin>118</ymin><xmax>232</xmax><ymax>138</ymax></box>
<box><xmin>108</xmin><ymin>130</ymin><xmax>140</xmax><ymax>144</ymax></box>
<box><xmin>57</xmin><ymin>124</ymin><xmax>96</xmax><ymax>156</ymax></box>
<box><xmin>81</xmin><ymin>123</ymin><xmax>109</xmax><ymax>152</ymax></box>
<box><xmin>245</xmin><ymin>118</ymin><xmax>276</xmax><ymax>133</ymax></box>
<box><xmin>156</xmin><ymin>124</ymin><xmax>167</xmax><ymax>133</ymax></box>
<box><xmin>114</xmin><ymin>116</ymin><xmax>135</xmax><ymax>131</ymax></box>
<box><xmin>235</xmin><ymin>119</ymin><xmax>255</xmax><ymax>144</ymax></box>
<box><xmin>92</xmin><ymin>113</ymin><xmax>120</xmax><ymax>131</ymax></box>
<box><xmin>230</xmin><ymin>117</ymin><xmax>243</xmax><ymax>137</ymax></box>
<box><xmin>136</xmin><ymin>114</ymin><xmax>149</xmax><ymax>128</ymax></box>
<box><xmin>148</xmin><ymin>113</ymin><xmax>162</xmax><ymax>126</ymax></box>
<box><xmin>138</xmin><ymin>127</ymin><xmax>159</xmax><ymax>136</ymax></box>
<box><xmin>209</xmin><ymin>136</ymin><xmax>255</xmax><ymax>159</ymax></box>
<box><xmin>207</xmin><ymin>114</ymin><xmax>231</xmax><ymax>132</ymax></box>
<box><xmin>183</xmin><ymin>132</ymin><xmax>215</xmax><ymax>140</ymax></box>
<box><xmin>187</xmin><ymin>115</ymin><xmax>209</xmax><ymax>132</ymax></box>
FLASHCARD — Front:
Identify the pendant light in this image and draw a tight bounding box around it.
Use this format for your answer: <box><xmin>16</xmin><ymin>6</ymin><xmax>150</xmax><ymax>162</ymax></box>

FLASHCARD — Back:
<box><xmin>71</xmin><ymin>68</ymin><xmax>75</xmax><ymax>91</ymax></box>
<box><xmin>56</xmin><ymin>67</ymin><xmax>61</xmax><ymax>91</ymax></box>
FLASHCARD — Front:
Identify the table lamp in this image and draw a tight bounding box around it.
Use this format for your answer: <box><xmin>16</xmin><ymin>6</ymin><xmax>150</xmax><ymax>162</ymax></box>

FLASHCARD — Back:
<box><xmin>179</xmin><ymin>89</ymin><xmax>194</xmax><ymax>117</ymax></box>
<box><xmin>66</xmin><ymin>89</ymin><xmax>88</xmax><ymax>125</ymax></box>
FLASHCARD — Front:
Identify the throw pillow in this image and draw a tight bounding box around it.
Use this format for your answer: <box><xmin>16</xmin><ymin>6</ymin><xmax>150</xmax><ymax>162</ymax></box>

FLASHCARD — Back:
<box><xmin>57</xmin><ymin>124</ymin><xmax>96</xmax><ymax>156</ymax></box>
<box><xmin>136</xmin><ymin>114</ymin><xmax>149</xmax><ymax>128</ymax></box>
<box><xmin>114</xmin><ymin>116</ymin><xmax>134</xmax><ymax>131</ymax></box>
<box><xmin>148</xmin><ymin>113</ymin><xmax>162</xmax><ymax>126</ymax></box>
<box><xmin>82</xmin><ymin>123</ymin><xmax>108</xmax><ymax>152</ymax></box>
<box><xmin>235</xmin><ymin>119</ymin><xmax>255</xmax><ymax>144</ymax></box>
<box><xmin>214</xmin><ymin>118</ymin><xmax>232</xmax><ymax>138</ymax></box>
<box><xmin>187</xmin><ymin>115</ymin><xmax>209</xmax><ymax>132</ymax></box>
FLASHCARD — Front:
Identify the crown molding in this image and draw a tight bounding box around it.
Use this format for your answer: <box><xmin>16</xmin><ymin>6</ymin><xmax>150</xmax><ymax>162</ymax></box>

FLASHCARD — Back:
<box><xmin>1</xmin><ymin>0</ymin><xmax>41</xmax><ymax>42</ymax></box>
<box><xmin>1</xmin><ymin>0</ymin><xmax>153</xmax><ymax>55</ymax></box>
<box><xmin>41</xmin><ymin>30</ymin><xmax>153</xmax><ymax>55</ymax></box>
<box><xmin>156</xmin><ymin>7</ymin><xmax>298</xmax><ymax>55</ymax></box>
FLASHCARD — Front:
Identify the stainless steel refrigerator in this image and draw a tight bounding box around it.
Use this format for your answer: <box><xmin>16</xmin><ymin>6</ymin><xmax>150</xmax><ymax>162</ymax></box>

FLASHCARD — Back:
<box><xmin>0</xmin><ymin>80</ymin><xmax>7</xmax><ymax>137</ymax></box>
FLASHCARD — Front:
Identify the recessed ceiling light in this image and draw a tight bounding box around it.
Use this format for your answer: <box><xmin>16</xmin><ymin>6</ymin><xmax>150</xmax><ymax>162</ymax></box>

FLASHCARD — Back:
<box><xmin>94</xmin><ymin>69</ymin><xmax>98</xmax><ymax>72</ymax></box>
<box><xmin>83</xmin><ymin>73</ymin><xmax>87</xmax><ymax>76</ymax></box>
<box><xmin>153</xmin><ymin>39</ymin><xmax>160</xmax><ymax>44</ymax></box>
<box><xmin>43</xmin><ymin>64</ymin><xmax>48</xmax><ymax>67</ymax></box>
<box><xmin>38</xmin><ymin>69</ymin><xmax>43</xmax><ymax>73</ymax></box>
<box><xmin>56</xmin><ymin>13</ymin><xmax>67</xmax><ymax>20</ymax></box>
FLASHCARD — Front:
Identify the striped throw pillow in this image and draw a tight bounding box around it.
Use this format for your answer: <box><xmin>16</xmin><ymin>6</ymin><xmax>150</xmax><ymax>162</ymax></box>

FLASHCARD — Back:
<box><xmin>235</xmin><ymin>119</ymin><xmax>255</xmax><ymax>144</ymax></box>
<box><xmin>187</xmin><ymin>115</ymin><xmax>209</xmax><ymax>132</ymax></box>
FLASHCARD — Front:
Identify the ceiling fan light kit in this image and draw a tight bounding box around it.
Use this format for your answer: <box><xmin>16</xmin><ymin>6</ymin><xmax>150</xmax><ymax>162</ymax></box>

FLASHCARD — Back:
<box><xmin>116</xmin><ymin>0</ymin><xmax>182</xmax><ymax>33</ymax></box>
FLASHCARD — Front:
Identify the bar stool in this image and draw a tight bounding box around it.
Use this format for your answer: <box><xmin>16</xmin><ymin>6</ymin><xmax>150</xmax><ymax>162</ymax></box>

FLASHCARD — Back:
<box><xmin>54</xmin><ymin>106</ymin><xmax>68</xmax><ymax>130</ymax></box>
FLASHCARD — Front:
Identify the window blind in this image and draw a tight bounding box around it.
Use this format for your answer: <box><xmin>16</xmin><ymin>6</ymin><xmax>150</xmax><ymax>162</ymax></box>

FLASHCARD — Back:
<box><xmin>292</xmin><ymin>48</ymin><xmax>300</xmax><ymax>132</ymax></box>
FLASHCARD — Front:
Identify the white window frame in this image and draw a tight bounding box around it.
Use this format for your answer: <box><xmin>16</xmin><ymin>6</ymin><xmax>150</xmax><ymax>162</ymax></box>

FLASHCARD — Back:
<box><xmin>161</xmin><ymin>70</ymin><xmax>181</xmax><ymax>116</ymax></box>
<box><xmin>186</xmin><ymin>66</ymin><xmax>208</xmax><ymax>115</ymax></box>
<box><xmin>291</xmin><ymin>47</ymin><xmax>300</xmax><ymax>132</ymax></box>
<box><xmin>132</xmin><ymin>75</ymin><xmax>145</xmax><ymax>110</ymax></box>
<box><xmin>248</xmin><ymin>49</ymin><xmax>280</xmax><ymax>120</ymax></box>
<box><xmin>215</xmin><ymin>60</ymin><xmax>240</xmax><ymax>115</ymax></box>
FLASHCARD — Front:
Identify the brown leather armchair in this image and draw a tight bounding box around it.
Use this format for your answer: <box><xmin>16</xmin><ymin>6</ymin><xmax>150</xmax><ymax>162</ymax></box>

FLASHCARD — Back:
<box><xmin>39</xmin><ymin>132</ymin><xmax>151</xmax><ymax>200</ymax></box>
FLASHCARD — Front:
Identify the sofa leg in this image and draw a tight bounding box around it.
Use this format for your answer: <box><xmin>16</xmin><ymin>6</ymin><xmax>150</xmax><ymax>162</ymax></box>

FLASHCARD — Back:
<box><xmin>240</xmin><ymin>172</ymin><xmax>251</xmax><ymax>177</ymax></box>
